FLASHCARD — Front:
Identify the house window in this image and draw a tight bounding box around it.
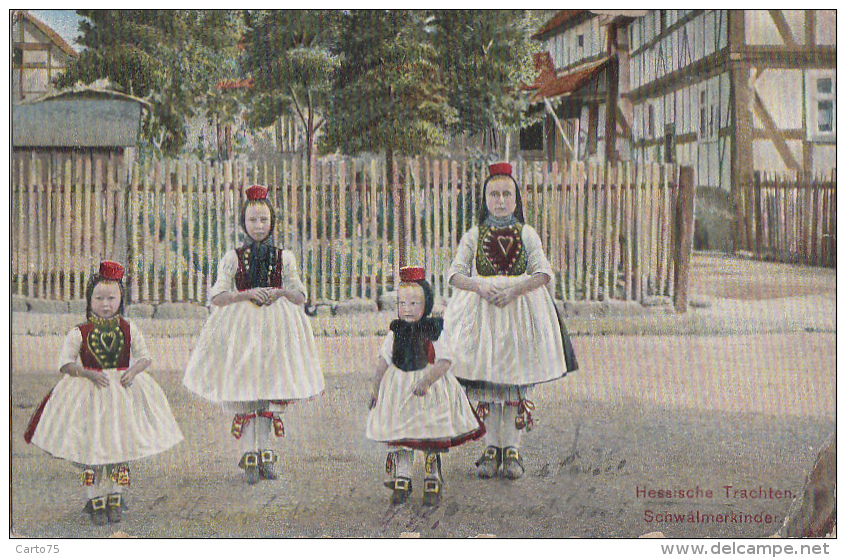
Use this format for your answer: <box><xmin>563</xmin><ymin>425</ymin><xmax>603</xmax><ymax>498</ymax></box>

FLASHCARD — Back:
<box><xmin>805</xmin><ymin>71</ymin><xmax>836</xmax><ymax>141</ymax></box>
<box><xmin>699</xmin><ymin>89</ymin><xmax>716</xmax><ymax>142</ymax></box>
<box><xmin>520</xmin><ymin>121</ymin><xmax>544</xmax><ymax>151</ymax></box>
<box><xmin>13</xmin><ymin>47</ymin><xmax>23</xmax><ymax>67</ymax></box>
<box><xmin>578</xmin><ymin>34</ymin><xmax>584</xmax><ymax>48</ymax></box>
<box><xmin>664</xmin><ymin>123</ymin><xmax>676</xmax><ymax>163</ymax></box>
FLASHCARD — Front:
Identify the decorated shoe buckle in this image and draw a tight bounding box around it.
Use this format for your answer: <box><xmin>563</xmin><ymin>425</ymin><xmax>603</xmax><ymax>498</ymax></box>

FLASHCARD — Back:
<box><xmin>107</xmin><ymin>493</ymin><xmax>122</xmax><ymax>507</ymax></box>
<box><xmin>81</xmin><ymin>468</ymin><xmax>96</xmax><ymax>486</ymax></box>
<box><xmin>515</xmin><ymin>400</ymin><xmax>536</xmax><ymax>431</ymax></box>
<box><xmin>424</xmin><ymin>479</ymin><xmax>441</xmax><ymax>494</ymax></box>
<box><xmin>91</xmin><ymin>497</ymin><xmax>107</xmax><ymax>511</ymax></box>
<box><xmin>260</xmin><ymin>450</ymin><xmax>277</xmax><ymax>464</ymax></box>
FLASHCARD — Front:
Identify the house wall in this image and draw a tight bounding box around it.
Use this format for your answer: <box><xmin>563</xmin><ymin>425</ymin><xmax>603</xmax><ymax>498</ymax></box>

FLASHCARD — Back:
<box><xmin>12</xmin><ymin>15</ymin><xmax>76</xmax><ymax>103</ymax></box>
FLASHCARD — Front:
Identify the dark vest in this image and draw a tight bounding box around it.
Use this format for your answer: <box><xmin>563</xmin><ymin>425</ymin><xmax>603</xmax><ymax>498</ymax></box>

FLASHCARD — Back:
<box><xmin>234</xmin><ymin>245</ymin><xmax>285</xmax><ymax>291</ymax></box>
<box><xmin>78</xmin><ymin>317</ymin><xmax>132</xmax><ymax>369</ymax></box>
<box><xmin>475</xmin><ymin>223</ymin><xmax>528</xmax><ymax>277</ymax></box>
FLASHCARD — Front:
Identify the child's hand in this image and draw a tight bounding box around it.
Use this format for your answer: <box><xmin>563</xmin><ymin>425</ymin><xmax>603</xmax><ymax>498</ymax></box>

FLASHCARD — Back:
<box><xmin>413</xmin><ymin>376</ymin><xmax>435</xmax><ymax>397</ymax></box>
<box><xmin>120</xmin><ymin>368</ymin><xmax>141</xmax><ymax>388</ymax></box>
<box><xmin>491</xmin><ymin>286</ymin><xmax>519</xmax><ymax>308</ymax></box>
<box><xmin>245</xmin><ymin>288</ymin><xmax>269</xmax><ymax>306</ymax></box>
<box><xmin>476</xmin><ymin>282</ymin><xmax>500</xmax><ymax>304</ymax></box>
<box><xmin>367</xmin><ymin>383</ymin><xmax>379</xmax><ymax>409</ymax></box>
<box><xmin>82</xmin><ymin>369</ymin><xmax>109</xmax><ymax>388</ymax></box>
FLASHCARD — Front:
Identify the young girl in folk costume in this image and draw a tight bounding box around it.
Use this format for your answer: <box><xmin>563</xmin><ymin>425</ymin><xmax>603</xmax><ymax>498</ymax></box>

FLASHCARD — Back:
<box><xmin>183</xmin><ymin>184</ymin><xmax>324</xmax><ymax>485</ymax></box>
<box><xmin>367</xmin><ymin>267</ymin><xmax>485</xmax><ymax>506</ymax></box>
<box><xmin>442</xmin><ymin>162</ymin><xmax>578</xmax><ymax>480</ymax></box>
<box><xmin>24</xmin><ymin>261</ymin><xmax>183</xmax><ymax>526</ymax></box>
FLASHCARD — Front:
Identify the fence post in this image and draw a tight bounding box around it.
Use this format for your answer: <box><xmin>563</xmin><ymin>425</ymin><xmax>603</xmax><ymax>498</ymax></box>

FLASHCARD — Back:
<box><xmin>673</xmin><ymin>166</ymin><xmax>695</xmax><ymax>313</ymax></box>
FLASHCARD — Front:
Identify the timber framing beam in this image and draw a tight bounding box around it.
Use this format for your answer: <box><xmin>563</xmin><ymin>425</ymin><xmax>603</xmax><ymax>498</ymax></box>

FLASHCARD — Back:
<box><xmin>751</xmin><ymin>90</ymin><xmax>802</xmax><ymax>172</ymax></box>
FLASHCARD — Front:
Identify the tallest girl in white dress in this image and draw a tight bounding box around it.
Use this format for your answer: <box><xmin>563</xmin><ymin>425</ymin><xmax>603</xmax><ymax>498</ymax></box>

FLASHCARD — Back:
<box><xmin>183</xmin><ymin>185</ymin><xmax>324</xmax><ymax>484</ymax></box>
<box><xmin>441</xmin><ymin>162</ymin><xmax>578</xmax><ymax>480</ymax></box>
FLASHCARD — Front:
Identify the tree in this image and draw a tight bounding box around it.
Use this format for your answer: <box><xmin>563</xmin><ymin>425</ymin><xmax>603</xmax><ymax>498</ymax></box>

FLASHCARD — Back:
<box><xmin>57</xmin><ymin>10</ymin><xmax>244</xmax><ymax>157</ymax></box>
<box><xmin>431</xmin><ymin>10</ymin><xmax>541</xmax><ymax>158</ymax></box>
<box><xmin>243</xmin><ymin>10</ymin><xmax>339</xmax><ymax>166</ymax></box>
<box><xmin>320</xmin><ymin>10</ymin><xmax>456</xmax><ymax>163</ymax></box>
<box><xmin>321</xmin><ymin>10</ymin><xmax>457</xmax><ymax>266</ymax></box>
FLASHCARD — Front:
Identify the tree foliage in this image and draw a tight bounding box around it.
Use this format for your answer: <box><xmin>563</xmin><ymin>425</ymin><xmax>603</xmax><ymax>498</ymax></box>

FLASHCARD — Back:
<box><xmin>431</xmin><ymin>9</ymin><xmax>541</xmax><ymax>136</ymax></box>
<box><xmin>320</xmin><ymin>10</ymin><xmax>457</xmax><ymax>159</ymax></box>
<box><xmin>243</xmin><ymin>10</ymin><xmax>339</xmax><ymax>161</ymax></box>
<box><xmin>57</xmin><ymin>10</ymin><xmax>244</xmax><ymax>156</ymax></box>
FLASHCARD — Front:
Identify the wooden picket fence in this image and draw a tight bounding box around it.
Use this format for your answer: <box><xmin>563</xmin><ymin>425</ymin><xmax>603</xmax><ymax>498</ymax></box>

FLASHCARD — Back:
<box><xmin>738</xmin><ymin>171</ymin><xmax>836</xmax><ymax>268</ymax></box>
<box><xmin>11</xmin><ymin>153</ymin><xmax>682</xmax><ymax>304</ymax></box>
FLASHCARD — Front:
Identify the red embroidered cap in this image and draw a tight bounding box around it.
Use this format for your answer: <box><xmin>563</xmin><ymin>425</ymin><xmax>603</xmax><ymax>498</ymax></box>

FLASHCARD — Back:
<box><xmin>99</xmin><ymin>260</ymin><xmax>125</xmax><ymax>281</ymax></box>
<box><xmin>246</xmin><ymin>185</ymin><xmax>268</xmax><ymax>201</ymax></box>
<box><xmin>488</xmin><ymin>162</ymin><xmax>512</xmax><ymax>177</ymax></box>
<box><xmin>399</xmin><ymin>266</ymin><xmax>425</xmax><ymax>283</ymax></box>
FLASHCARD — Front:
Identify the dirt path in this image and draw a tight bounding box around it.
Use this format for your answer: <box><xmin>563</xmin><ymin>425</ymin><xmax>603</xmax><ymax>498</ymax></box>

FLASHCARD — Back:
<box><xmin>10</xmin><ymin>331</ymin><xmax>835</xmax><ymax>538</ymax></box>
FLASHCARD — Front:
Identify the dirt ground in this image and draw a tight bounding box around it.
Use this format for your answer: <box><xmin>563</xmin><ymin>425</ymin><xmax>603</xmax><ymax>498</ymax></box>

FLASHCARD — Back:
<box><xmin>9</xmin><ymin>253</ymin><xmax>837</xmax><ymax>538</ymax></box>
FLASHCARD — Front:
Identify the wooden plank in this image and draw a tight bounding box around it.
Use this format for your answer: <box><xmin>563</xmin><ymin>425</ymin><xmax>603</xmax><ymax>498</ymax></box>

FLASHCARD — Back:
<box><xmin>665</xmin><ymin>166</ymin><xmax>677</xmax><ymax>299</ymax></box>
<box><xmin>673</xmin><ymin>166</ymin><xmax>696</xmax><ymax>312</ymax></box>
<box><xmin>46</xmin><ymin>155</ymin><xmax>57</xmax><ymax>297</ymax></box>
<box><xmin>608</xmin><ymin>162</ymin><xmax>621</xmax><ymax>300</ymax></box>
<box><xmin>632</xmin><ymin>163</ymin><xmax>643</xmax><ymax>301</ymax></box>
<box><xmin>12</xmin><ymin>160</ymin><xmax>21</xmax><ymax>294</ymax></box>
<box><xmin>601</xmin><ymin>162</ymin><xmax>612</xmax><ymax>300</ymax></box>
<box><xmin>573</xmin><ymin>162</ymin><xmax>584</xmax><ymax>300</ymax></box>
<box><xmin>338</xmin><ymin>160</ymin><xmax>348</xmax><ymax>300</ymax></box>
<box><xmin>586</xmin><ymin>163</ymin><xmax>597</xmax><ymax>300</ymax></box>
<box><xmin>413</xmin><ymin>159</ymin><xmax>424</xmax><ymax>272</ymax></box>
<box><xmin>450</xmin><ymin>159</ymin><xmax>459</xmax><ymax>285</ymax></box>
<box><xmin>174</xmin><ymin>161</ymin><xmax>185</xmax><ymax>301</ymax></box>
<box><xmin>566</xmin><ymin>163</ymin><xmax>577</xmax><ymax>300</ymax></box>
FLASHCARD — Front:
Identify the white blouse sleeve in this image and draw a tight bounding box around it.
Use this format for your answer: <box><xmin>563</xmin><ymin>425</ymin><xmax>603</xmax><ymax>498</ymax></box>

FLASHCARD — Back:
<box><xmin>128</xmin><ymin>321</ymin><xmax>151</xmax><ymax>362</ymax></box>
<box><xmin>208</xmin><ymin>250</ymin><xmax>239</xmax><ymax>302</ymax></box>
<box><xmin>281</xmin><ymin>250</ymin><xmax>308</xmax><ymax>298</ymax></box>
<box><xmin>380</xmin><ymin>331</ymin><xmax>394</xmax><ymax>366</ymax></box>
<box><xmin>447</xmin><ymin>227</ymin><xmax>479</xmax><ymax>282</ymax></box>
<box><xmin>432</xmin><ymin>333</ymin><xmax>453</xmax><ymax>363</ymax></box>
<box><xmin>57</xmin><ymin>328</ymin><xmax>82</xmax><ymax>370</ymax></box>
<box><xmin>523</xmin><ymin>225</ymin><xmax>553</xmax><ymax>277</ymax></box>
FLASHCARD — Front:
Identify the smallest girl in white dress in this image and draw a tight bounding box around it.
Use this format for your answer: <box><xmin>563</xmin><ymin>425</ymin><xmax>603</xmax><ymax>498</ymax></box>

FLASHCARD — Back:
<box><xmin>367</xmin><ymin>266</ymin><xmax>484</xmax><ymax>506</ymax></box>
<box><xmin>25</xmin><ymin>261</ymin><xmax>183</xmax><ymax>526</ymax></box>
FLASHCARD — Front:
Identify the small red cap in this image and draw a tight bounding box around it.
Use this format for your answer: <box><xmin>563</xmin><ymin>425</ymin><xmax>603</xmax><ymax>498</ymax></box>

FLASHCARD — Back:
<box><xmin>488</xmin><ymin>162</ymin><xmax>512</xmax><ymax>177</ymax></box>
<box><xmin>399</xmin><ymin>266</ymin><xmax>425</xmax><ymax>283</ymax></box>
<box><xmin>246</xmin><ymin>185</ymin><xmax>268</xmax><ymax>201</ymax></box>
<box><xmin>99</xmin><ymin>260</ymin><xmax>125</xmax><ymax>281</ymax></box>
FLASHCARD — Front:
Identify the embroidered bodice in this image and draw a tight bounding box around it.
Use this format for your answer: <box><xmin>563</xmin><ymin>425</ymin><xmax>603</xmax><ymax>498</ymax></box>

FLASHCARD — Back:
<box><xmin>475</xmin><ymin>223</ymin><xmax>528</xmax><ymax>277</ymax></box>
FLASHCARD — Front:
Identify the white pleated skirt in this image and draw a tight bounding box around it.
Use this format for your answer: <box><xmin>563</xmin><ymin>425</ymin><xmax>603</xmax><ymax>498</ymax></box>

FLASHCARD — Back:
<box><xmin>442</xmin><ymin>275</ymin><xmax>568</xmax><ymax>386</ymax></box>
<box><xmin>183</xmin><ymin>298</ymin><xmax>325</xmax><ymax>403</ymax></box>
<box><xmin>29</xmin><ymin>370</ymin><xmax>183</xmax><ymax>465</ymax></box>
<box><xmin>366</xmin><ymin>364</ymin><xmax>485</xmax><ymax>450</ymax></box>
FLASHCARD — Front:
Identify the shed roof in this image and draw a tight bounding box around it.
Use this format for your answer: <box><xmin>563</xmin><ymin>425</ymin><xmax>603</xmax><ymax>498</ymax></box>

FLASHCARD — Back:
<box><xmin>13</xmin><ymin>91</ymin><xmax>146</xmax><ymax>148</ymax></box>
<box><xmin>525</xmin><ymin>57</ymin><xmax>610</xmax><ymax>103</ymax></box>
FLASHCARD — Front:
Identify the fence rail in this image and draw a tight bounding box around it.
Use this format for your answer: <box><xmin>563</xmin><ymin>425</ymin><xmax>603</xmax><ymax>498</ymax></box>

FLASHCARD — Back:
<box><xmin>12</xmin><ymin>154</ymin><xmax>681</xmax><ymax>304</ymax></box>
<box><xmin>738</xmin><ymin>171</ymin><xmax>836</xmax><ymax>268</ymax></box>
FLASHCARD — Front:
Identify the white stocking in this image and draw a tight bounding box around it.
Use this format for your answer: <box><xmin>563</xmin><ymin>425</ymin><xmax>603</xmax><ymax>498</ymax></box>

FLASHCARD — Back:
<box><xmin>483</xmin><ymin>402</ymin><xmax>502</xmax><ymax>448</ymax></box>
<box><xmin>500</xmin><ymin>404</ymin><xmax>522</xmax><ymax>449</ymax></box>
<box><xmin>394</xmin><ymin>449</ymin><xmax>414</xmax><ymax>479</ymax></box>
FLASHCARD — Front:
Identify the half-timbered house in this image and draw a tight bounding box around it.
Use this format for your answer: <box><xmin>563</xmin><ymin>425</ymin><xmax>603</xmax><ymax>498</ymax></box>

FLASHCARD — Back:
<box><xmin>524</xmin><ymin>10</ymin><xmax>646</xmax><ymax>163</ymax></box>
<box><xmin>12</xmin><ymin>10</ymin><xmax>78</xmax><ymax>104</ymax></box>
<box><xmin>628</xmin><ymin>9</ymin><xmax>836</xmax><ymax>249</ymax></box>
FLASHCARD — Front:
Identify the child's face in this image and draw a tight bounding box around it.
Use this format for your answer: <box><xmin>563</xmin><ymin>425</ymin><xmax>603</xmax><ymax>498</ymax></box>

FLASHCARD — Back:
<box><xmin>91</xmin><ymin>281</ymin><xmax>122</xmax><ymax>319</ymax></box>
<box><xmin>245</xmin><ymin>203</ymin><xmax>272</xmax><ymax>242</ymax></box>
<box><xmin>486</xmin><ymin>177</ymin><xmax>517</xmax><ymax>219</ymax></box>
<box><xmin>397</xmin><ymin>284</ymin><xmax>426</xmax><ymax>323</ymax></box>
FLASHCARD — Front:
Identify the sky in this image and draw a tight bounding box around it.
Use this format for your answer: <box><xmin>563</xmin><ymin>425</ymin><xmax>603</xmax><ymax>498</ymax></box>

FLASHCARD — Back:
<box><xmin>28</xmin><ymin>9</ymin><xmax>85</xmax><ymax>50</ymax></box>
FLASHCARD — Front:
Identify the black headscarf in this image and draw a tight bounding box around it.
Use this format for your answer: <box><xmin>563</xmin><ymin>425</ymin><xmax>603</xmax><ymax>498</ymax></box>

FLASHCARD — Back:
<box><xmin>390</xmin><ymin>279</ymin><xmax>443</xmax><ymax>372</ymax></box>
